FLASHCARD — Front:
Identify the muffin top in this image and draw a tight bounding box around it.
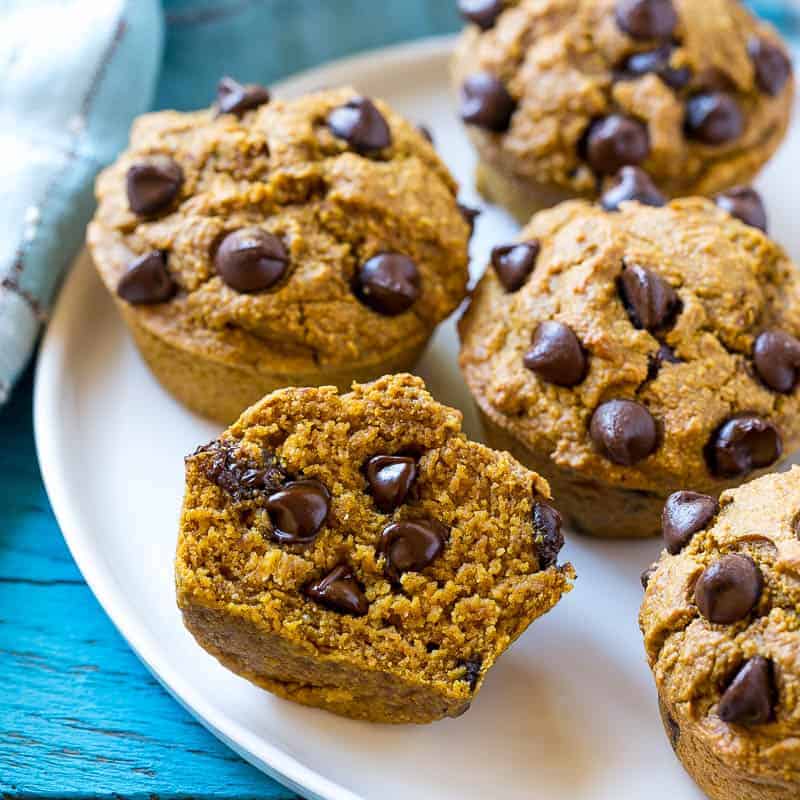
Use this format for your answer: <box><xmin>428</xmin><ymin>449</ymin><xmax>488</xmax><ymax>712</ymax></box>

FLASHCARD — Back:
<box><xmin>88</xmin><ymin>85</ymin><xmax>470</xmax><ymax>373</ymax></box>
<box><xmin>640</xmin><ymin>468</ymin><xmax>800</xmax><ymax>785</ymax></box>
<box><xmin>453</xmin><ymin>0</ymin><xmax>793</xmax><ymax>197</ymax></box>
<box><xmin>459</xmin><ymin>195</ymin><xmax>800</xmax><ymax>496</ymax></box>
<box><xmin>177</xmin><ymin>374</ymin><xmax>573</xmax><ymax>697</ymax></box>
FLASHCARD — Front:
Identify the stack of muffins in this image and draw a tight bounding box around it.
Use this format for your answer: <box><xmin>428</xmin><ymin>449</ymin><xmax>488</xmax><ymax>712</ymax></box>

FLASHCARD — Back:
<box><xmin>87</xmin><ymin>1</ymin><xmax>798</xmax><ymax>796</ymax></box>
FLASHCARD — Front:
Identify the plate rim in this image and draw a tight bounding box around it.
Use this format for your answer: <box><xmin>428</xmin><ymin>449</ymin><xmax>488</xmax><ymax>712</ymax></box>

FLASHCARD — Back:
<box><xmin>33</xmin><ymin>34</ymin><xmax>457</xmax><ymax>800</ymax></box>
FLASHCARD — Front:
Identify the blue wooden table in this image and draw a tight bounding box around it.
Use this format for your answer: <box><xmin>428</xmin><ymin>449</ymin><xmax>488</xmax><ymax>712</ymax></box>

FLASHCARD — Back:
<box><xmin>1</xmin><ymin>2</ymin><xmax>458</xmax><ymax>796</ymax></box>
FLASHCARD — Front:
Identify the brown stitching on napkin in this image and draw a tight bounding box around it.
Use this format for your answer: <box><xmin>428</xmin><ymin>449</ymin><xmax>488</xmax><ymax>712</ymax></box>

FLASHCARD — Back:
<box><xmin>2</xmin><ymin>277</ymin><xmax>49</xmax><ymax>323</ymax></box>
<box><xmin>166</xmin><ymin>0</ymin><xmax>255</xmax><ymax>26</ymax></box>
<box><xmin>79</xmin><ymin>17</ymin><xmax>128</xmax><ymax>120</ymax></box>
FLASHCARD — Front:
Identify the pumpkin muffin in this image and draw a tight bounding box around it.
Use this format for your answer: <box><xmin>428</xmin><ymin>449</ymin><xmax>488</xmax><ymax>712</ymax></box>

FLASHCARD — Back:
<box><xmin>459</xmin><ymin>192</ymin><xmax>800</xmax><ymax>537</ymax></box>
<box><xmin>88</xmin><ymin>81</ymin><xmax>471</xmax><ymax>423</ymax></box>
<box><xmin>175</xmin><ymin>374</ymin><xmax>574</xmax><ymax>723</ymax></box>
<box><xmin>640</xmin><ymin>468</ymin><xmax>800</xmax><ymax>800</ymax></box>
<box><xmin>453</xmin><ymin>0</ymin><xmax>793</xmax><ymax>221</ymax></box>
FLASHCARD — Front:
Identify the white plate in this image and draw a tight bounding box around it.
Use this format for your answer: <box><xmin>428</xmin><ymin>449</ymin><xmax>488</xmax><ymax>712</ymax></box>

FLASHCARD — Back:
<box><xmin>34</xmin><ymin>36</ymin><xmax>800</xmax><ymax>800</ymax></box>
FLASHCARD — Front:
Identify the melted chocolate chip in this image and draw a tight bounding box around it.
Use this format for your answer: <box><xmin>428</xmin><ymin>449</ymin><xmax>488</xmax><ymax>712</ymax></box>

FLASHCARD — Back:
<box><xmin>126</xmin><ymin>157</ymin><xmax>183</xmax><ymax>216</ymax></box>
<box><xmin>491</xmin><ymin>241</ymin><xmax>540</xmax><ymax>292</ymax></box>
<box><xmin>647</xmin><ymin>343</ymin><xmax>681</xmax><ymax>379</ymax></box>
<box><xmin>718</xmin><ymin>656</ymin><xmax>775</xmax><ymax>726</ymax></box>
<box><xmin>684</xmin><ymin>92</ymin><xmax>743</xmax><ymax>145</ymax></box>
<box><xmin>458</xmin><ymin>0</ymin><xmax>503</xmax><ymax>29</ymax></box>
<box><xmin>583</xmin><ymin>115</ymin><xmax>650</xmax><ymax>176</ymax></box>
<box><xmin>532</xmin><ymin>502</ymin><xmax>565</xmax><ymax>568</ymax></box>
<box><xmin>590</xmin><ymin>400</ymin><xmax>658</xmax><ymax>465</ymax></box>
<box><xmin>618</xmin><ymin>263</ymin><xmax>680</xmax><ymax>331</ymax></box>
<box><xmin>694</xmin><ymin>553</ymin><xmax>763</xmax><ymax>624</ymax></box>
<box><xmin>715</xmin><ymin>186</ymin><xmax>767</xmax><ymax>232</ymax></box>
<box><xmin>641</xmin><ymin>563</ymin><xmax>657</xmax><ymax>590</ymax></box>
<box><xmin>524</xmin><ymin>321</ymin><xmax>587</xmax><ymax>387</ymax></box>
<box><xmin>365</xmin><ymin>455</ymin><xmax>417</xmax><ymax>513</ymax></box>
<box><xmin>200</xmin><ymin>441</ymin><xmax>287</xmax><ymax>502</ymax></box>
<box><xmin>460</xmin><ymin>73</ymin><xmax>516</xmax><ymax>132</ymax></box>
<box><xmin>705</xmin><ymin>415</ymin><xmax>782</xmax><ymax>478</ymax></box>
<box><xmin>601</xmin><ymin>166</ymin><xmax>666</xmax><ymax>211</ymax></box>
<box><xmin>265</xmin><ymin>479</ymin><xmax>331</xmax><ymax>544</ymax></box>
<box><xmin>461</xmin><ymin>657</ymin><xmax>484</xmax><ymax>690</ymax></box>
<box><xmin>378</xmin><ymin>519</ymin><xmax>448</xmax><ymax>582</ymax></box>
<box><xmin>327</xmin><ymin>97</ymin><xmax>392</xmax><ymax>154</ymax></box>
<box><xmin>354</xmin><ymin>253</ymin><xmax>420</xmax><ymax>315</ymax></box>
<box><xmin>458</xmin><ymin>202</ymin><xmax>481</xmax><ymax>235</ymax></box>
<box><xmin>617</xmin><ymin>44</ymin><xmax>691</xmax><ymax>89</ymax></box>
<box><xmin>418</xmin><ymin>124</ymin><xmax>434</xmax><ymax>143</ymax></box>
<box><xmin>748</xmin><ymin>37</ymin><xmax>792</xmax><ymax>97</ymax></box>
<box><xmin>214</xmin><ymin>228</ymin><xmax>289</xmax><ymax>293</ymax></box>
<box><xmin>117</xmin><ymin>251</ymin><xmax>176</xmax><ymax>305</ymax></box>
<box><xmin>305</xmin><ymin>565</ymin><xmax>368</xmax><ymax>616</ymax></box>
<box><xmin>216</xmin><ymin>76</ymin><xmax>270</xmax><ymax>115</ymax></box>
<box><xmin>615</xmin><ymin>0</ymin><xmax>678</xmax><ymax>40</ymax></box>
<box><xmin>753</xmin><ymin>330</ymin><xmax>800</xmax><ymax>393</ymax></box>
<box><xmin>662</xmin><ymin>491</ymin><xmax>719</xmax><ymax>554</ymax></box>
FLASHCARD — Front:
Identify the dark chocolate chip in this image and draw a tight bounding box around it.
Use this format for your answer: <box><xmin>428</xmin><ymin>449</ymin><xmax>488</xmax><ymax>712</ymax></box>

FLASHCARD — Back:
<box><xmin>126</xmin><ymin>157</ymin><xmax>183</xmax><ymax>216</ymax></box>
<box><xmin>662</xmin><ymin>703</ymin><xmax>681</xmax><ymax>749</ymax></box>
<box><xmin>461</xmin><ymin>657</ymin><xmax>484</xmax><ymax>690</ymax></box>
<box><xmin>265</xmin><ymin>479</ymin><xmax>331</xmax><ymax>544</ymax></box>
<box><xmin>617</xmin><ymin>44</ymin><xmax>691</xmax><ymax>89</ymax></box>
<box><xmin>748</xmin><ymin>37</ymin><xmax>792</xmax><ymax>97</ymax></box>
<box><xmin>590</xmin><ymin>399</ymin><xmax>658</xmax><ymax>465</ymax></box>
<box><xmin>694</xmin><ymin>553</ymin><xmax>763</xmax><ymax>624</ymax></box>
<box><xmin>458</xmin><ymin>0</ymin><xmax>503</xmax><ymax>29</ymax></box>
<box><xmin>705</xmin><ymin>415</ymin><xmax>782</xmax><ymax>478</ymax></box>
<box><xmin>601</xmin><ymin>166</ymin><xmax>666</xmax><ymax>211</ymax></box>
<box><xmin>327</xmin><ymin>96</ymin><xmax>391</xmax><ymax>154</ymax></box>
<box><xmin>662</xmin><ymin>491</ymin><xmax>719</xmax><ymax>554</ymax></box>
<box><xmin>684</xmin><ymin>92</ymin><xmax>743</xmax><ymax>145</ymax></box>
<box><xmin>753</xmin><ymin>330</ymin><xmax>800</xmax><ymax>393</ymax></box>
<box><xmin>583</xmin><ymin>115</ymin><xmax>650</xmax><ymax>176</ymax></box>
<box><xmin>647</xmin><ymin>343</ymin><xmax>681</xmax><ymax>379</ymax></box>
<box><xmin>641</xmin><ymin>563</ymin><xmax>657</xmax><ymax>590</ymax></box>
<box><xmin>718</xmin><ymin>656</ymin><xmax>775</xmax><ymax>725</ymax></box>
<box><xmin>615</xmin><ymin>0</ymin><xmax>677</xmax><ymax>40</ymax></box>
<box><xmin>458</xmin><ymin>202</ymin><xmax>481</xmax><ymax>235</ymax></box>
<box><xmin>524</xmin><ymin>321</ymin><xmax>587</xmax><ymax>387</ymax></box>
<box><xmin>618</xmin><ymin>263</ymin><xmax>680</xmax><ymax>331</ymax></box>
<box><xmin>199</xmin><ymin>440</ymin><xmax>287</xmax><ymax>502</ymax></box>
<box><xmin>305</xmin><ymin>565</ymin><xmax>368</xmax><ymax>616</ymax></box>
<box><xmin>216</xmin><ymin>76</ymin><xmax>270</xmax><ymax>115</ymax></box>
<box><xmin>491</xmin><ymin>241</ymin><xmax>540</xmax><ymax>292</ymax></box>
<box><xmin>532</xmin><ymin>502</ymin><xmax>565</xmax><ymax>569</ymax></box>
<box><xmin>418</xmin><ymin>124</ymin><xmax>434</xmax><ymax>143</ymax></box>
<box><xmin>354</xmin><ymin>253</ymin><xmax>420</xmax><ymax>315</ymax></box>
<box><xmin>365</xmin><ymin>455</ymin><xmax>418</xmax><ymax>513</ymax></box>
<box><xmin>460</xmin><ymin>73</ymin><xmax>516</xmax><ymax>133</ymax></box>
<box><xmin>214</xmin><ymin>227</ymin><xmax>289</xmax><ymax>293</ymax></box>
<box><xmin>117</xmin><ymin>251</ymin><xmax>176</xmax><ymax>305</ymax></box>
<box><xmin>378</xmin><ymin>519</ymin><xmax>449</xmax><ymax>582</ymax></box>
<box><xmin>715</xmin><ymin>186</ymin><xmax>767</xmax><ymax>232</ymax></box>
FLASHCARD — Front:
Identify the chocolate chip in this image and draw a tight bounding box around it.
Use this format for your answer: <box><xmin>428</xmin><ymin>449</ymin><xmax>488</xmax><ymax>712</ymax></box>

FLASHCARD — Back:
<box><xmin>117</xmin><ymin>251</ymin><xmax>176</xmax><ymax>305</ymax></box>
<box><xmin>354</xmin><ymin>253</ymin><xmax>420</xmax><ymax>315</ymax></box>
<box><xmin>491</xmin><ymin>241</ymin><xmax>540</xmax><ymax>292</ymax></box>
<box><xmin>305</xmin><ymin>565</ymin><xmax>368</xmax><ymax>616</ymax></box>
<box><xmin>615</xmin><ymin>0</ymin><xmax>677</xmax><ymax>40</ymax></box>
<box><xmin>126</xmin><ymin>157</ymin><xmax>183</xmax><ymax>216</ymax></box>
<box><xmin>662</xmin><ymin>491</ymin><xmax>719</xmax><ymax>554</ymax></box>
<box><xmin>601</xmin><ymin>166</ymin><xmax>666</xmax><ymax>211</ymax></box>
<box><xmin>524</xmin><ymin>321</ymin><xmax>587</xmax><ymax>387</ymax></box>
<box><xmin>460</xmin><ymin>73</ymin><xmax>516</xmax><ymax>133</ymax></box>
<box><xmin>199</xmin><ymin>441</ymin><xmax>287</xmax><ymax>502</ymax></box>
<box><xmin>647</xmin><ymin>343</ymin><xmax>681</xmax><ymax>379</ymax></box>
<box><xmin>378</xmin><ymin>519</ymin><xmax>448</xmax><ymax>582</ymax></box>
<box><xmin>684</xmin><ymin>92</ymin><xmax>743</xmax><ymax>145</ymax></box>
<box><xmin>748</xmin><ymin>37</ymin><xmax>792</xmax><ymax>97</ymax></box>
<box><xmin>662</xmin><ymin>704</ymin><xmax>681</xmax><ymax>749</ymax></box>
<box><xmin>694</xmin><ymin>553</ymin><xmax>763</xmax><ymax>624</ymax></box>
<box><xmin>365</xmin><ymin>455</ymin><xmax>417</xmax><ymax>513</ymax></box>
<box><xmin>458</xmin><ymin>202</ymin><xmax>481</xmax><ymax>235</ymax></box>
<box><xmin>216</xmin><ymin>76</ymin><xmax>270</xmax><ymax>115</ymax></box>
<box><xmin>214</xmin><ymin>227</ymin><xmax>289</xmax><ymax>293</ymax></box>
<box><xmin>265</xmin><ymin>479</ymin><xmax>331</xmax><ymax>544</ymax></box>
<box><xmin>418</xmin><ymin>124</ymin><xmax>434</xmax><ymax>143</ymax></box>
<box><xmin>590</xmin><ymin>399</ymin><xmax>658</xmax><ymax>465</ymax></box>
<box><xmin>532</xmin><ymin>502</ymin><xmax>565</xmax><ymax>568</ymax></box>
<box><xmin>718</xmin><ymin>656</ymin><xmax>775</xmax><ymax>725</ymax></box>
<box><xmin>461</xmin><ymin>657</ymin><xmax>483</xmax><ymax>690</ymax></box>
<box><xmin>705</xmin><ymin>415</ymin><xmax>782</xmax><ymax>478</ymax></box>
<box><xmin>458</xmin><ymin>0</ymin><xmax>503</xmax><ymax>29</ymax></box>
<box><xmin>617</xmin><ymin>44</ymin><xmax>691</xmax><ymax>89</ymax></box>
<box><xmin>715</xmin><ymin>186</ymin><xmax>768</xmax><ymax>232</ymax></box>
<box><xmin>583</xmin><ymin>115</ymin><xmax>650</xmax><ymax>176</ymax></box>
<box><xmin>618</xmin><ymin>263</ymin><xmax>680</xmax><ymax>331</ymax></box>
<box><xmin>641</xmin><ymin>563</ymin><xmax>657</xmax><ymax>589</ymax></box>
<box><xmin>327</xmin><ymin>97</ymin><xmax>391</xmax><ymax>154</ymax></box>
<box><xmin>753</xmin><ymin>330</ymin><xmax>800</xmax><ymax>393</ymax></box>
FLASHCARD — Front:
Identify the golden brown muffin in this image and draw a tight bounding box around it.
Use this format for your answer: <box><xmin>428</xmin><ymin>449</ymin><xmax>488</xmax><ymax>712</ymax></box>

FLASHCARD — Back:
<box><xmin>640</xmin><ymin>468</ymin><xmax>800</xmax><ymax>800</ymax></box>
<box><xmin>88</xmin><ymin>82</ymin><xmax>471</xmax><ymax>423</ymax></box>
<box><xmin>452</xmin><ymin>0</ymin><xmax>793</xmax><ymax>221</ymax></box>
<box><xmin>176</xmin><ymin>374</ymin><xmax>574</xmax><ymax>723</ymax></box>
<box><xmin>459</xmin><ymin>194</ymin><xmax>800</xmax><ymax>537</ymax></box>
